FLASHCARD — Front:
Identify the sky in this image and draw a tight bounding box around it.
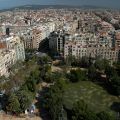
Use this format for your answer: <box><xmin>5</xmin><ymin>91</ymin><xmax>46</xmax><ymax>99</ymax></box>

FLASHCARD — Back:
<box><xmin>0</xmin><ymin>0</ymin><xmax>120</xmax><ymax>10</ymax></box>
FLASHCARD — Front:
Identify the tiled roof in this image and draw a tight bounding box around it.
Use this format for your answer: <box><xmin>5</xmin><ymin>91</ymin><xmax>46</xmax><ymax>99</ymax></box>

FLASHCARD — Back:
<box><xmin>0</xmin><ymin>42</ymin><xmax>7</xmax><ymax>49</ymax></box>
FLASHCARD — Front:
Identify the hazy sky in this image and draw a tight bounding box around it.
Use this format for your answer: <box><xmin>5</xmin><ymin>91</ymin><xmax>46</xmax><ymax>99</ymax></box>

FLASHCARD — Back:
<box><xmin>0</xmin><ymin>0</ymin><xmax>120</xmax><ymax>10</ymax></box>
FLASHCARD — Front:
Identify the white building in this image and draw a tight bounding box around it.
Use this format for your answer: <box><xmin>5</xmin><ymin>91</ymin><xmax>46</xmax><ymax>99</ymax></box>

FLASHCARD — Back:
<box><xmin>64</xmin><ymin>33</ymin><xmax>120</xmax><ymax>62</ymax></box>
<box><xmin>0</xmin><ymin>49</ymin><xmax>16</xmax><ymax>77</ymax></box>
<box><xmin>0</xmin><ymin>35</ymin><xmax>25</xmax><ymax>77</ymax></box>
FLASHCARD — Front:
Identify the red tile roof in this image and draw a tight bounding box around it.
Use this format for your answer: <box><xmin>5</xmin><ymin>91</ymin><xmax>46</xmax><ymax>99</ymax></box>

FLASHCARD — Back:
<box><xmin>0</xmin><ymin>42</ymin><xmax>7</xmax><ymax>49</ymax></box>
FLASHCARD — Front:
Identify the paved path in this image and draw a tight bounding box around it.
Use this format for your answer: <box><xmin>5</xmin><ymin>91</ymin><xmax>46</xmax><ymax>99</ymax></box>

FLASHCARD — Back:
<box><xmin>51</xmin><ymin>66</ymin><xmax>62</xmax><ymax>72</ymax></box>
<box><xmin>0</xmin><ymin>114</ymin><xmax>42</xmax><ymax>120</ymax></box>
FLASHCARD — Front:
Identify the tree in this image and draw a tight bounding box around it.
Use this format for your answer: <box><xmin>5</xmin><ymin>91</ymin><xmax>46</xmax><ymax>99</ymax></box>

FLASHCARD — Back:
<box><xmin>44</xmin><ymin>65</ymin><xmax>51</xmax><ymax>73</ymax></box>
<box><xmin>48</xmin><ymin>91</ymin><xmax>63</xmax><ymax>120</ymax></box>
<box><xmin>86</xmin><ymin>111</ymin><xmax>99</xmax><ymax>120</ymax></box>
<box><xmin>6</xmin><ymin>93</ymin><xmax>20</xmax><ymax>114</ymax></box>
<box><xmin>95</xmin><ymin>59</ymin><xmax>109</xmax><ymax>71</ymax></box>
<box><xmin>16</xmin><ymin>90</ymin><xmax>33</xmax><ymax>112</ymax></box>
<box><xmin>110</xmin><ymin>75</ymin><xmax>120</xmax><ymax>96</ymax></box>
<box><xmin>105</xmin><ymin>66</ymin><xmax>117</xmax><ymax>79</ymax></box>
<box><xmin>71</xmin><ymin>100</ymin><xmax>98</xmax><ymax>120</ymax></box>
<box><xmin>44</xmin><ymin>72</ymin><xmax>55</xmax><ymax>83</ymax></box>
<box><xmin>97</xmin><ymin>111</ymin><xmax>115</xmax><ymax>120</ymax></box>
<box><xmin>38</xmin><ymin>56</ymin><xmax>52</xmax><ymax>65</ymax></box>
<box><xmin>88</xmin><ymin>65</ymin><xmax>97</xmax><ymax>80</ymax></box>
<box><xmin>19</xmin><ymin>70</ymin><xmax>39</xmax><ymax>93</ymax></box>
<box><xmin>25</xmin><ymin>77</ymin><xmax>36</xmax><ymax>93</ymax></box>
<box><xmin>80</xmin><ymin>56</ymin><xmax>90</xmax><ymax>68</ymax></box>
<box><xmin>25</xmin><ymin>48</ymin><xmax>36</xmax><ymax>53</ymax></box>
<box><xmin>43</xmin><ymin>79</ymin><xmax>65</xmax><ymax>120</ymax></box>
<box><xmin>113</xmin><ymin>61</ymin><xmax>120</xmax><ymax>75</ymax></box>
<box><xmin>39</xmin><ymin>64</ymin><xmax>51</xmax><ymax>82</ymax></box>
<box><xmin>26</xmin><ymin>70</ymin><xmax>40</xmax><ymax>92</ymax></box>
<box><xmin>29</xmin><ymin>70</ymin><xmax>40</xmax><ymax>84</ymax></box>
<box><xmin>0</xmin><ymin>76</ymin><xmax>6</xmax><ymax>83</ymax></box>
<box><xmin>69</xmin><ymin>69</ymin><xmax>86</xmax><ymax>82</ymax></box>
<box><xmin>2</xmin><ymin>81</ymin><xmax>14</xmax><ymax>94</ymax></box>
<box><xmin>72</xmin><ymin>100</ymin><xmax>88</xmax><ymax>120</ymax></box>
<box><xmin>65</xmin><ymin>55</ymin><xmax>76</xmax><ymax>66</ymax></box>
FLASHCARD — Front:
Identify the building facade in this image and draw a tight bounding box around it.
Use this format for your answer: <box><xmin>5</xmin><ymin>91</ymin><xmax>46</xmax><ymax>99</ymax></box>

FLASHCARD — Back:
<box><xmin>0</xmin><ymin>35</ymin><xmax>25</xmax><ymax>77</ymax></box>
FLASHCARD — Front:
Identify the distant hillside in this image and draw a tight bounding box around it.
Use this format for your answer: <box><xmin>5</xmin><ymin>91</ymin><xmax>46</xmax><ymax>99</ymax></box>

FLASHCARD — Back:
<box><xmin>0</xmin><ymin>5</ymin><xmax>77</xmax><ymax>12</ymax></box>
<box><xmin>0</xmin><ymin>5</ymin><xmax>113</xmax><ymax>12</ymax></box>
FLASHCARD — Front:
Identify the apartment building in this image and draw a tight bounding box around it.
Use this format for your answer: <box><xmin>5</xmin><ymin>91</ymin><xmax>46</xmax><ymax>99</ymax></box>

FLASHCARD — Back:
<box><xmin>21</xmin><ymin>22</ymin><xmax>55</xmax><ymax>49</ymax></box>
<box><xmin>87</xmin><ymin>46</ymin><xmax>119</xmax><ymax>62</ymax></box>
<box><xmin>115</xmin><ymin>31</ymin><xmax>120</xmax><ymax>48</ymax></box>
<box><xmin>22</xmin><ymin>34</ymin><xmax>33</xmax><ymax>49</ymax></box>
<box><xmin>32</xmin><ymin>29</ymin><xmax>43</xmax><ymax>49</ymax></box>
<box><xmin>0</xmin><ymin>48</ymin><xmax>16</xmax><ymax>77</ymax></box>
<box><xmin>0</xmin><ymin>35</ymin><xmax>25</xmax><ymax>77</ymax></box>
<box><xmin>49</xmin><ymin>31</ymin><xmax>65</xmax><ymax>54</ymax></box>
<box><xmin>64</xmin><ymin>41</ymin><xmax>119</xmax><ymax>62</ymax></box>
<box><xmin>3</xmin><ymin>36</ymin><xmax>25</xmax><ymax>61</ymax></box>
<box><xmin>64</xmin><ymin>40</ymin><xmax>87</xmax><ymax>58</ymax></box>
<box><xmin>64</xmin><ymin>32</ymin><xmax>120</xmax><ymax>62</ymax></box>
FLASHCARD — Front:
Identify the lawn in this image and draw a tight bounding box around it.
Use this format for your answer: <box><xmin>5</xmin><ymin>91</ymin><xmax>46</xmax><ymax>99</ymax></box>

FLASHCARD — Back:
<box><xmin>63</xmin><ymin>81</ymin><xmax>120</xmax><ymax>115</ymax></box>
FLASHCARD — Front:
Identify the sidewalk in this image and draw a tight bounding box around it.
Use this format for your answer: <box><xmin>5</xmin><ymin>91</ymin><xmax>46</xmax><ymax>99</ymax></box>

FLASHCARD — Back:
<box><xmin>0</xmin><ymin>114</ymin><xmax>42</xmax><ymax>120</ymax></box>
